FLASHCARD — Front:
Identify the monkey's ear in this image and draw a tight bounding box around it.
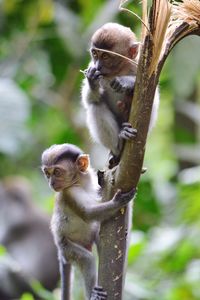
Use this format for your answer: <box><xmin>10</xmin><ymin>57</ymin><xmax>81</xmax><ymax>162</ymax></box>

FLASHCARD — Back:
<box><xmin>129</xmin><ymin>43</ymin><xmax>139</xmax><ymax>59</ymax></box>
<box><xmin>76</xmin><ymin>154</ymin><xmax>90</xmax><ymax>172</ymax></box>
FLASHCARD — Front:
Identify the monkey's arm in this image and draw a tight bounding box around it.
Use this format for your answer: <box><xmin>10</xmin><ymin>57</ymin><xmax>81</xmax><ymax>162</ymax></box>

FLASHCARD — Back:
<box><xmin>82</xmin><ymin>65</ymin><xmax>102</xmax><ymax>105</ymax></box>
<box><xmin>68</xmin><ymin>188</ymin><xmax>135</xmax><ymax>222</ymax></box>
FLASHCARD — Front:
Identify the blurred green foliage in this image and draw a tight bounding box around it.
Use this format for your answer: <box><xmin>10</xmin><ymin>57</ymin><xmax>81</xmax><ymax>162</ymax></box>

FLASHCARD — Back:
<box><xmin>0</xmin><ymin>1</ymin><xmax>200</xmax><ymax>300</ymax></box>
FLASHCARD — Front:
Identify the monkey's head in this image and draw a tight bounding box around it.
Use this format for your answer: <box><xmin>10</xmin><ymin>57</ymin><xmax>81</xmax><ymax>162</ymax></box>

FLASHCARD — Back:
<box><xmin>41</xmin><ymin>144</ymin><xmax>90</xmax><ymax>192</ymax></box>
<box><xmin>90</xmin><ymin>23</ymin><xmax>139</xmax><ymax>76</ymax></box>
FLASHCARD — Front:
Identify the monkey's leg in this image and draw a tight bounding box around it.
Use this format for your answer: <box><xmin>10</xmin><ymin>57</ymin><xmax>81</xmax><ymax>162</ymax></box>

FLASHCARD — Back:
<box><xmin>59</xmin><ymin>258</ymin><xmax>72</xmax><ymax>300</ymax></box>
<box><xmin>61</xmin><ymin>239</ymin><xmax>96</xmax><ymax>300</ymax></box>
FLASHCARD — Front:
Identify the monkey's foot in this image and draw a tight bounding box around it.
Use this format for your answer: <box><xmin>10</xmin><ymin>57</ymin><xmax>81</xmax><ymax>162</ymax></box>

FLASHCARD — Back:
<box><xmin>119</xmin><ymin>122</ymin><xmax>137</xmax><ymax>140</ymax></box>
<box><xmin>90</xmin><ymin>286</ymin><xmax>107</xmax><ymax>300</ymax></box>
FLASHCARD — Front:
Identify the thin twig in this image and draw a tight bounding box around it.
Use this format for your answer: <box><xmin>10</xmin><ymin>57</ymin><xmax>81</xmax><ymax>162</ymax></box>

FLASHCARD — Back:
<box><xmin>119</xmin><ymin>0</ymin><xmax>152</xmax><ymax>38</ymax></box>
<box><xmin>92</xmin><ymin>47</ymin><xmax>139</xmax><ymax>66</ymax></box>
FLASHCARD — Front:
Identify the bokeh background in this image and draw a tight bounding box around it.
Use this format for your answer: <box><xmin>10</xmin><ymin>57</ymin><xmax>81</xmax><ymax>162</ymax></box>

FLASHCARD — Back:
<box><xmin>0</xmin><ymin>0</ymin><xmax>200</xmax><ymax>300</ymax></box>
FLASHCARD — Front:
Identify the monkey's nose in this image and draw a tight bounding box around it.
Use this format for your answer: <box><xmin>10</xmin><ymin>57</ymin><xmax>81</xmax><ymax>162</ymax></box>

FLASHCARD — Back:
<box><xmin>96</xmin><ymin>62</ymin><xmax>102</xmax><ymax>71</ymax></box>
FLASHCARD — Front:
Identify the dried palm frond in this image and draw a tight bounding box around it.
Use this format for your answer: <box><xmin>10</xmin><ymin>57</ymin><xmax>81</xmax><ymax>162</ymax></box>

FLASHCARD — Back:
<box><xmin>141</xmin><ymin>0</ymin><xmax>148</xmax><ymax>41</ymax></box>
<box><xmin>119</xmin><ymin>0</ymin><xmax>199</xmax><ymax>76</ymax></box>
<box><xmin>149</xmin><ymin>0</ymin><xmax>172</xmax><ymax>75</ymax></box>
<box><xmin>143</xmin><ymin>0</ymin><xmax>200</xmax><ymax>75</ymax></box>
<box><xmin>168</xmin><ymin>0</ymin><xmax>200</xmax><ymax>36</ymax></box>
<box><xmin>163</xmin><ymin>0</ymin><xmax>200</xmax><ymax>59</ymax></box>
<box><xmin>172</xmin><ymin>0</ymin><xmax>200</xmax><ymax>24</ymax></box>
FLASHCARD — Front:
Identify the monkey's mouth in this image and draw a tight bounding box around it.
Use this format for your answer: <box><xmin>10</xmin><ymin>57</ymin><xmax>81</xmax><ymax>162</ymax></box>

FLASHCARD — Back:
<box><xmin>50</xmin><ymin>184</ymin><xmax>63</xmax><ymax>192</ymax></box>
<box><xmin>99</xmin><ymin>70</ymin><xmax>110</xmax><ymax>76</ymax></box>
<box><xmin>53</xmin><ymin>187</ymin><xmax>62</xmax><ymax>192</ymax></box>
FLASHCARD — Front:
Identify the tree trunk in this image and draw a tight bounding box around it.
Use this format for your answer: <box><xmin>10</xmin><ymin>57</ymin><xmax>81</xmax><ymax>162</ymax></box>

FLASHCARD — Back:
<box><xmin>97</xmin><ymin>1</ymin><xmax>200</xmax><ymax>299</ymax></box>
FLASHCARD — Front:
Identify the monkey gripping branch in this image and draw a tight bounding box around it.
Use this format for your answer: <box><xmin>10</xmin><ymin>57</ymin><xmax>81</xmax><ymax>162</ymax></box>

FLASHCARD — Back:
<box><xmin>98</xmin><ymin>1</ymin><xmax>200</xmax><ymax>299</ymax></box>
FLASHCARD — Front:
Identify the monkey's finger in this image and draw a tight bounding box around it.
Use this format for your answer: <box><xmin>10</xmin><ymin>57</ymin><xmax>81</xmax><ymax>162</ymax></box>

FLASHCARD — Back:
<box><xmin>119</xmin><ymin>132</ymin><xmax>135</xmax><ymax>140</ymax></box>
<box><xmin>110</xmin><ymin>79</ymin><xmax>123</xmax><ymax>92</ymax></box>
<box><xmin>122</xmin><ymin>131</ymin><xmax>137</xmax><ymax>138</ymax></box>
<box><xmin>110</xmin><ymin>80</ymin><xmax>119</xmax><ymax>89</ymax></box>
<box><xmin>116</xmin><ymin>86</ymin><xmax>124</xmax><ymax>93</ymax></box>
<box><xmin>122</xmin><ymin>122</ymin><xmax>134</xmax><ymax>128</ymax></box>
<box><xmin>113</xmin><ymin>85</ymin><xmax>124</xmax><ymax>93</ymax></box>
<box><xmin>97</xmin><ymin>295</ymin><xmax>107</xmax><ymax>300</ymax></box>
<box><xmin>116</xmin><ymin>189</ymin><xmax>122</xmax><ymax>195</ymax></box>
<box><xmin>115</xmin><ymin>188</ymin><xmax>136</xmax><ymax>205</ymax></box>
<box><xmin>91</xmin><ymin>286</ymin><xmax>107</xmax><ymax>299</ymax></box>
<box><xmin>93</xmin><ymin>290</ymin><xmax>107</xmax><ymax>296</ymax></box>
<box><xmin>119</xmin><ymin>128</ymin><xmax>137</xmax><ymax>139</ymax></box>
<box><xmin>91</xmin><ymin>295</ymin><xmax>107</xmax><ymax>300</ymax></box>
<box><xmin>93</xmin><ymin>70</ymin><xmax>102</xmax><ymax>79</ymax></box>
<box><xmin>126</xmin><ymin>87</ymin><xmax>134</xmax><ymax>95</ymax></box>
<box><xmin>121</xmin><ymin>188</ymin><xmax>136</xmax><ymax>201</ymax></box>
<box><xmin>87</xmin><ymin>67</ymin><xmax>97</xmax><ymax>78</ymax></box>
<box><xmin>123</xmin><ymin>127</ymin><xmax>137</xmax><ymax>134</ymax></box>
<box><xmin>93</xmin><ymin>286</ymin><xmax>104</xmax><ymax>291</ymax></box>
<box><xmin>113</xmin><ymin>189</ymin><xmax>122</xmax><ymax>201</ymax></box>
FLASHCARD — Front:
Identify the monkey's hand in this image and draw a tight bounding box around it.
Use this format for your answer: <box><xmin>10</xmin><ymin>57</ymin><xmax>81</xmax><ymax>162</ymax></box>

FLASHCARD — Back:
<box><xmin>86</xmin><ymin>66</ymin><xmax>102</xmax><ymax>90</ymax></box>
<box><xmin>110</xmin><ymin>76</ymin><xmax>135</xmax><ymax>95</ymax></box>
<box><xmin>113</xmin><ymin>188</ymin><xmax>136</xmax><ymax>207</ymax></box>
<box><xmin>90</xmin><ymin>286</ymin><xmax>107</xmax><ymax>300</ymax></box>
<box><xmin>119</xmin><ymin>122</ymin><xmax>137</xmax><ymax>140</ymax></box>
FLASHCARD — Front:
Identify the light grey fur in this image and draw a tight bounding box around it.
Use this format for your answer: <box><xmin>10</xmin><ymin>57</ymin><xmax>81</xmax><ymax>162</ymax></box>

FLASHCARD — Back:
<box><xmin>82</xmin><ymin>64</ymin><xmax>159</xmax><ymax>156</ymax></box>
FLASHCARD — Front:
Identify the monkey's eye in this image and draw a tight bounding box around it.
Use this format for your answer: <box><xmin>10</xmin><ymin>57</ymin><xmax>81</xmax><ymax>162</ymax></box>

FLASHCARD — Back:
<box><xmin>44</xmin><ymin>170</ymin><xmax>51</xmax><ymax>178</ymax></box>
<box><xmin>91</xmin><ymin>49</ymin><xmax>98</xmax><ymax>59</ymax></box>
<box><xmin>54</xmin><ymin>168</ymin><xmax>62</xmax><ymax>177</ymax></box>
<box><xmin>102</xmin><ymin>53</ymin><xmax>109</xmax><ymax>60</ymax></box>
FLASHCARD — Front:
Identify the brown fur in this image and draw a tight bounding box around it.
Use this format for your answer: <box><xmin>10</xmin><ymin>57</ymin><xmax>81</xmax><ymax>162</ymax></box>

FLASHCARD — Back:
<box><xmin>91</xmin><ymin>23</ymin><xmax>137</xmax><ymax>55</ymax></box>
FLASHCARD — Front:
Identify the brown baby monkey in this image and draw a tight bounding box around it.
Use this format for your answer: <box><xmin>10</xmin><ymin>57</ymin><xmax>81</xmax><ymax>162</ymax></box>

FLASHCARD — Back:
<box><xmin>82</xmin><ymin>23</ymin><xmax>159</xmax><ymax>167</ymax></box>
<box><xmin>41</xmin><ymin>143</ymin><xmax>135</xmax><ymax>300</ymax></box>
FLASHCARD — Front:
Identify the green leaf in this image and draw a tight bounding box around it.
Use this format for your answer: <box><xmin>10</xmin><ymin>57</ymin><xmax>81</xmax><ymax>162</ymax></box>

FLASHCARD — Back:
<box><xmin>128</xmin><ymin>240</ymin><xmax>146</xmax><ymax>265</ymax></box>
<box><xmin>20</xmin><ymin>293</ymin><xmax>34</xmax><ymax>300</ymax></box>
<box><xmin>0</xmin><ymin>245</ymin><xmax>7</xmax><ymax>256</ymax></box>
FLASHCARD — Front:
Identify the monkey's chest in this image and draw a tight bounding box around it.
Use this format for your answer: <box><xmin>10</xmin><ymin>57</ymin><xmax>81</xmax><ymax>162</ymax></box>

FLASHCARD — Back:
<box><xmin>51</xmin><ymin>210</ymin><xmax>99</xmax><ymax>247</ymax></box>
<box><xmin>102</xmin><ymin>86</ymin><xmax>129</xmax><ymax>123</ymax></box>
